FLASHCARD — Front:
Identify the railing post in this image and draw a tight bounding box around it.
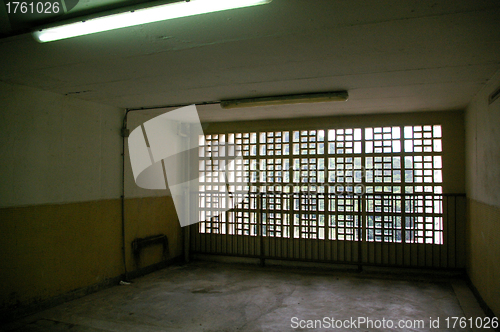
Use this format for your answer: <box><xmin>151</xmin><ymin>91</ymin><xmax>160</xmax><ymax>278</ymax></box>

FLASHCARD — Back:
<box><xmin>401</xmin><ymin>193</ymin><xmax>407</xmax><ymax>266</ymax></box>
<box><xmin>258</xmin><ymin>193</ymin><xmax>265</xmax><ymax>266</ymax></box>
<box><xmin>357</xmin><ymin>194</ymin><xmax>363</xmax><ymax>271</ymax></box>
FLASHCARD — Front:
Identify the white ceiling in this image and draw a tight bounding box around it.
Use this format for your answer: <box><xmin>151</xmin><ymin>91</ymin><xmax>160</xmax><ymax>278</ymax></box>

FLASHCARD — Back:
<box><xmin>1</xmin><ymin>0</ymin><xmax>500</xmax><ymax>122</ymax></box>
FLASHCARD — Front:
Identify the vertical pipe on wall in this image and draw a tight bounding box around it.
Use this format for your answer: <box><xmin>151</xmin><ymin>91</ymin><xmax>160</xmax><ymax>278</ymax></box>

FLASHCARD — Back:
<box><xmin>121</xmin><ymin>109</ymin><xmax>131</xmax><ymax>281</ymax></box>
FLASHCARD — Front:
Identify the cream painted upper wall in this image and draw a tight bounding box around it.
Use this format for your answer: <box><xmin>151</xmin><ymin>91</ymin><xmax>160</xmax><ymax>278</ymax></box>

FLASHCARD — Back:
<box><xmin>0</xmin><ymin>82</ymin><xmax>123</xmax><ymax>207</ymax></box>
<box><xmin>465</xmin><ymin>70</ymin><xmax>500</xmax><ymax>207</ymax></box>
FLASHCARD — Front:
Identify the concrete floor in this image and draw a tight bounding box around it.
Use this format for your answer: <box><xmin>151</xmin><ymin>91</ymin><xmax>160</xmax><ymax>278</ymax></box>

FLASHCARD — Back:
<box><xmin>1</xmin><ymin>261</ymin><xmax>488</xmax><ymax>332</ymax></box>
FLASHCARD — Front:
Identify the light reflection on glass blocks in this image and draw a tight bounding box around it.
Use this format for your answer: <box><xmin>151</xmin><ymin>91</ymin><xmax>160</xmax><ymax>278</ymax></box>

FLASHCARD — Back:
<box><xmin>198</xmin><ymin>125</ymin><xmax>445</xmax><ymax>245</ymax></box>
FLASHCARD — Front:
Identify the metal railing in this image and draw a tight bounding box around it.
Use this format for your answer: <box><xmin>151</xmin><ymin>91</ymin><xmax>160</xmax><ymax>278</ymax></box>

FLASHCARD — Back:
<box><xmin>190</xmin><ymin>192</ymin><xmax>466</xmax><ymax>269</ymax></box>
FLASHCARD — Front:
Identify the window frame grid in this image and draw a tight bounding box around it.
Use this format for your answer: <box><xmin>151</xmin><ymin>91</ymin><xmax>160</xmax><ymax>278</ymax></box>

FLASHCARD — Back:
<box><xmin>198</xmin><ymin>124</ymin><xmax>444</xmax><ymax>245</ymax></box>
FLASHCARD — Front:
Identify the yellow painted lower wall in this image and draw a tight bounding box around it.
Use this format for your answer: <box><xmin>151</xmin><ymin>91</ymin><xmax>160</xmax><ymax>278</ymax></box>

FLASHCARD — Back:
<box><xmin>0</xmin><ymin>196</ymin><xmax>182</xmax><ymax>313</ymax></box>
<box><xmin>467</xmin><ymin>198</ymin><xmax>500</xmax><ymax>317</ymax></box>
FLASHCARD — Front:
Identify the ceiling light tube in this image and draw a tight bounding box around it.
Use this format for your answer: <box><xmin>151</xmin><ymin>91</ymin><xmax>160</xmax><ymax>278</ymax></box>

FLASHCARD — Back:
<box><xmin>33</xmin><ymin>0</ymin><xmax>272</xmax><ymax>43</ymax></box>
<box><xmin>220</xmin><ymin>91</ymin><xmax>349</xmax><ymax>109</ymax></box>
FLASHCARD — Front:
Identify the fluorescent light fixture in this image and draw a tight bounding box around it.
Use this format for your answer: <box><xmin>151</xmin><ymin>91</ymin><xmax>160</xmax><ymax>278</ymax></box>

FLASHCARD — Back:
<box><xmin>220</xmin><ymin>91</ymin><xmax>349</xmax><ymax>109</ymax></box>
<box><xmin>33</xmin><ymin>0</ymin><xmax>272</xmax><ymax>43</ymax></box>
